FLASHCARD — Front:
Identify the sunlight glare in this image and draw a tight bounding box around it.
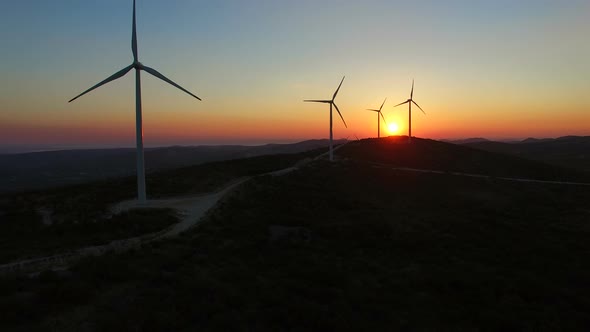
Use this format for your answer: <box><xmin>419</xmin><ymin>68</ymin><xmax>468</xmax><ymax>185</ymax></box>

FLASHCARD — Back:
<box><xmin>387</xmin><ymin>123</ymin><xmax>400</xmax><ymax>134</ymax></box>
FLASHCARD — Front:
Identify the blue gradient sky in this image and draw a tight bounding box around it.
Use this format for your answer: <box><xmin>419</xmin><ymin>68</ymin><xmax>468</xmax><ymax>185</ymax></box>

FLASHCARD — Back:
<box><xmin>1</xmin><ymin>0</ymin><xmax>589</xmax><ymax>147</ymax></box>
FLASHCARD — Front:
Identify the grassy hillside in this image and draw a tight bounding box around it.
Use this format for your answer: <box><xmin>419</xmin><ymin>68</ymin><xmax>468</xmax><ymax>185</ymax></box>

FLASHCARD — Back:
<box><xmin>0</xmin><ymin>149</ymin><xmax>324</xmax><ymax>264</ymax></box>
<box><xmin>2</xmin><ymin>138</ymin><xmax>590</xmax><ymax>331</ymax></box>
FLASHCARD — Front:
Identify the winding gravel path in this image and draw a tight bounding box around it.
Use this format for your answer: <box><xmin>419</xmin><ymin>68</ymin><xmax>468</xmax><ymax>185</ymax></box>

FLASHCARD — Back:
<box><xmin>14</xmin><ymin>142</ymin><xmax>583</xmax><ymax>274</ymax></box>
<box><xmin>0</xmin><ymin>144</ymin><xmax>349</xmax><ymax>274</ymax></box>
<box><xmin>112</xmin><ymin>177</ymin><xmax>252</xmax><ymax>238</ymax></box>
<box><xmin>7</xmin><ymin>142</ymin><xmax>585</xmax><ymax>275</ymax></box>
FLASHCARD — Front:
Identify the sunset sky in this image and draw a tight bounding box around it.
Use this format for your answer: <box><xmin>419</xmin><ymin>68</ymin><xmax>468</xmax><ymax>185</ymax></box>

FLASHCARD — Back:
<box><xmin>1</xmin><ymin>0</ymin><xmax>589</xmax><ymax>149</ymax></box>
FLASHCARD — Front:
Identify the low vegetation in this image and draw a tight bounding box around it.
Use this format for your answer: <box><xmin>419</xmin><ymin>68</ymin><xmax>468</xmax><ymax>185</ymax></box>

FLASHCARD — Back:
<box><xmin>0</xmin><ymin>149</ymin><xmax>325</xmax><ymax>263</ymax></box>
<box><xmin>2</xmin><ymin>139</ymin><xmax>589</xmax><ymax>331</ymax></box>
<box><xmin>0</xmin><ymin>208</ymin><xmax>178</xmax><ymax>264</ymax></box>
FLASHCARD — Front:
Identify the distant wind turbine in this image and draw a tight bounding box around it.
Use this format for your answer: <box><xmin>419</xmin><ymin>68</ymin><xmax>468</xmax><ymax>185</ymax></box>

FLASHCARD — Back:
<box><xmin>69</xmin><ymin>0</ymin><xmax>201</xmax><ymax>204</ymax></box>
<box><xmin>367</xmin><ymin>98</ymin><xmax>387</xmax><ymax>138</ymax></box>
<box><xmin>304</xmin><ymin>76</ymin><xmax>348</xmax><ymax>161</ymax></box>
<box><xmin>393</xmin><ymin>80</ymin><xmax>425</xmax><ymax>143</ymax></box>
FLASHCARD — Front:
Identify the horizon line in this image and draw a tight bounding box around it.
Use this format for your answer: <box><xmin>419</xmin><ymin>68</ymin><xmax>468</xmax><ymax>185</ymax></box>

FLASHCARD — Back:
<box><xmin>1</xmin><ymin>135</ymin><xmax>589</xmax><ymax>155</ymax></box>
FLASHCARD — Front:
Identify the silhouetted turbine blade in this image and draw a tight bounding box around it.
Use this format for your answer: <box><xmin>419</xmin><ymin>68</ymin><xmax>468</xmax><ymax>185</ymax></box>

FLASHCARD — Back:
<box><xmin>69</xmin><ymin>64</ymin><xmax>134</xmax><ymax>102</ymax></box>
<box><xmin>304</xmin><ymin>99</ymin><xmax>331</xmax><ymax>103</ymax></box>
<box><xmin>380</xmin><ymin>111</ymin><xmax>387</xmax><ymax>124</ymax></box>
<box><xmin>333</xmin><ymin>103</ymin><xmax>347</xmax><ymax>128</ymax></box>
<box><xmin>367</xmin><ymin>109</ymin><xmax>379</xmax><ymax>112</ymax></box>
<box><xmin>379</xmin><ymin>98</ymin><xmax>387</xmax><ymax>111</ymax></box>
<box><xmin>332</xmin><ymin>76</ymin><xmax>345</xmax><ymax>100</ymax></box>
<box><xmin>411</xmin><ymin>79</ymin><xmax>414</xmax><ymax>98</ymax></box>
<box><xmin>132</xmin><ymin>0</ymin><xmax>138</xmax><ymax>62</ymax></box>
<box><xmin>141</xmin><ymin>65</ymin><xmax>201</xmax><ymax>100</ymax></box>
<box><xmin>393</xmin><ymin>100</ymin><xmax>409</xmax><ymax>108</ymax></box>
<box><xmin>412</xmin><ymin>100</ymin><xmax>425</xmax><ymax>114</ymax></box>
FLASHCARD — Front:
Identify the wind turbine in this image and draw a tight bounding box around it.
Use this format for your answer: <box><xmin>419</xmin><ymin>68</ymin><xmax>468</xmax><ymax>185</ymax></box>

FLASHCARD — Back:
<box><xmin>304</xmin><ymin>76</ymin><xmax>348</xmax><ymax>161</ymax></box>
<box><xmin>393</xmin><ymin>80</ymin><xmax>425</xmax><ymax>143</ymax></box>
<box><xmin>69</xmin><ymin>0</ymin><xmax>201</xmax><ymax>204</ymax></box>
<box><xmin>366</xmin><ymin>98</ymin><xmax>387</xmax><ymax>138</ymax></box>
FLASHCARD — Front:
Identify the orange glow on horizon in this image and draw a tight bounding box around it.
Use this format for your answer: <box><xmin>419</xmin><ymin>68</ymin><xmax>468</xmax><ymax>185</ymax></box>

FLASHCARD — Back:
<box><xmin>2</xmin><ymin>99</ymin><xmax>589</xmax><ymax>146</ymax></box>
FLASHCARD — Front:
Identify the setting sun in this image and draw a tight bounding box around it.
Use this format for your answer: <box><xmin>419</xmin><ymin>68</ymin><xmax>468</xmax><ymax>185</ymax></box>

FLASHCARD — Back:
<box><xmin>387</xmin><ymin>123</ymin><xmax>400</xmax><ymax>135</ymax></box>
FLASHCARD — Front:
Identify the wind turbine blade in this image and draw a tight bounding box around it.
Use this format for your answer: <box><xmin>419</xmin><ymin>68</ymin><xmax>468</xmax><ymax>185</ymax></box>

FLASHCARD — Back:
<box><xmin>410</xmin><ymin>79</ymin><xmax>414</xmax><ymax>99</ymax></box>
<box><xmin>380</xmin><ymin>111</ymin><xmax>387</xmax><ymax>124</ymax></box>
<box><xmin>332</xmin><ymin>76</ymin><xmax>345</xmax><ymax>100</ymax></box>
<box><xmin>366</xmin><ymin>109</ymin><xmax>379</xmax><ymax>112</ymax></box>
<box><xmin>132</xmin><ymin>0</ymin><xmax>138</xmax><ymax>62</ymax></box>
<box><xmin>412</xmin><ymin>100</ymin><xmax>426</xmax><ymax>114</ymax></box>
<box><xmin>379</xmin><ymin>98</ymin><xmax>387</xmax><ymax>111</ymax></box>
<box><xmin>393</xmin><ymin>100</ymin><xmax>410</xmax><ymax>108</ymax></box>
<box><xmin>333</xmin><ymin>103</ymin><xmax>348</xmax><ymax>128</ymax></box>
<box><xmin>69</xmin><ymin>64</ymin><xmax>134</xmax><ymax>102</ymax></box>
<box><xmin>304</xmin><ymin>99</ymin><xmax>331</xmax><ymax>103</ymax></box>
<box><xmin>141</xmin><ymin>65</ymin><xmax>201</xmax><ymax>100</ymax></box>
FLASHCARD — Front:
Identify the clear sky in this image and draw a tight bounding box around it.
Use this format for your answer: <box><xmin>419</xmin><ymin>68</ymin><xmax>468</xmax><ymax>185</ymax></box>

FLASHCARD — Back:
<box><xmin>1</xmin><ymin>0</ymin><xmax>589</xmax><ymax>148</ymax></box>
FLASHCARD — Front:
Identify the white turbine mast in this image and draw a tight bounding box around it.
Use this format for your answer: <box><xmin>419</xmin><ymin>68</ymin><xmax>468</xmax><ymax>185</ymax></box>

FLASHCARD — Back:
<box><xmin>367</xmin><ymin>98</ymin><xmax>387</xmax><ymax>138</ymax></box>
<box><xmin>393</xmin><ymin>79</ymin><xmax>425</xmax><ymax>143</ymax></box>
<box><xmin>304</xmin><ymin>76</ymin><xmax>348</xmax><ymax>162</ymax></box>
<box><xmin>69</xmin><ymin>0</ymin><xmax>201</xmax><ymax>204</ymax></box>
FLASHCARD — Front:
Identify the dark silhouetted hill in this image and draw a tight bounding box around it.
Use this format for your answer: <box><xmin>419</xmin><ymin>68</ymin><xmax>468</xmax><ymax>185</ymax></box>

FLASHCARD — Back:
<box><xmin>4</xmin><ymin>136</ymin><xmax>589</xmax><ymax>331</ymax></box>
<box><xmin>340</xmin><ymin>136</ymin><xmax>590</xmax><ymax>182</ymax></box>
<box><xmin>462</xmin><ymin>136</ymin><xmax>590</xmax><ymax>172</ymax></box>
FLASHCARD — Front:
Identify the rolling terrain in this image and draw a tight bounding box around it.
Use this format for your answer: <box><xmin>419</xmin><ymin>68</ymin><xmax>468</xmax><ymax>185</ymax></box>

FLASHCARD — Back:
<box><xmin>0</xmin><ymin>148</ymin><xmax>326</xmax><ymax>264</ymax></box>
<box><xmin>1</xmin><ymin>137</ymin><xmax>590</xmax><ymax>331</ymax></box>
<box><xmin>461</xmin><ymin>136</ymin><xmax>590</xmax><ymax>172</ymax></box>
<box><xmin>0</xmin><ymin>139</ymin><xmax>346</xmax><ymax>193</ymax></box>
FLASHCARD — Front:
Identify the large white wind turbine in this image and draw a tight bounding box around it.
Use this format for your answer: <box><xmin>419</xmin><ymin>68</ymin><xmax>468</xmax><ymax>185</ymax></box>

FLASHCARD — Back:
<box><xmin>304</xmin><ymin>76</ymin><xmax>348</xmax><ymax>162</ymax></box>
<box><xmin>69</xmin><ymin>0</ymin><xmax>201</xmax><ymax>204</ymax></box>
<box><xmin>393</xmin><ymin>80</ymin><xmax>425</xmax><ymax>143</ymax></box>
<box><xmin>367</xmin><ymin>98</ymin><xmax>387</xmax><ymax>138</ymax></box>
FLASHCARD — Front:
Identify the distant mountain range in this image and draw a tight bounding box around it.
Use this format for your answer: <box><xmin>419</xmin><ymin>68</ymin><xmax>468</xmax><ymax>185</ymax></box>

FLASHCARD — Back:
<box><xmin>0</xmin><ymin>139</ymin><xmax>346</xmax><ymax>193</ymax></box>
<box><xmin>442</xmin><ymin>137</ymin><xmax>490</xmax><ymax>145</ymax></box>
<box><xmin>3</xmin><ymin>135</ymin><xmax>588</xmax><ymax>193</ymax></box>
<box><xmin>449</xmin><ymin>136</ymin><xmax>590</xmax><ymax>172</ymax></box>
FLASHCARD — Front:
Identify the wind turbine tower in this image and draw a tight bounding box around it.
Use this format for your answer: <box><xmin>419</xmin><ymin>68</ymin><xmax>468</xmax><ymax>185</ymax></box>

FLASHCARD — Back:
<box><xmin>393</xmin><ymin>80</ymin><xmax>425</xmax><ymax>143</ymax></box>
<box><xmin>69</xmin><ymin>0</ymin><xmax>201</xmax><ymax>204</ymax></box>
<box><xmin>304</xmin><ymin>76</ymin><xmax>348</xmax><ymax>161</ymax></box>
<box><xmin>367</xmin><ymin>98</ymin><xmax>387</xmax><ymax>138</ymax></box>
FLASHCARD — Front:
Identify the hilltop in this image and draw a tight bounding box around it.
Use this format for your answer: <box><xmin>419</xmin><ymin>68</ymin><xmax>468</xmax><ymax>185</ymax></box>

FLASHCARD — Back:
<box><xmin>344</xmin><ymin>136</ymin><xmax>590</xmax><ymax>182</ymax></box>
<box><xmin>1</xmin><ymin>137</ymin><xmax>590</xmax><ymax>331</ymax></box>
